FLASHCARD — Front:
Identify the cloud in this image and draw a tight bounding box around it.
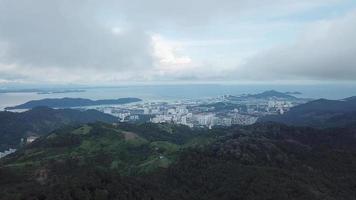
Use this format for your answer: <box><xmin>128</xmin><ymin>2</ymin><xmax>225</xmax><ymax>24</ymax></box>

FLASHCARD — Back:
<box><xmin>108</xmin><ymin>0</ymin><xmax>343</xmax><ymax>26</ymax></box>
<box><xmin>238</xmin><ymin>9</ymin><xmax>356</xmax><ymax>81</ymax></box>
<box><xmin>0</xmin><ymin>0</ymin><xmax>153</xmax><ymax>71</ymax></box>
<box><xmin>152</xmin><ymin>35</ymin><xmax>192</xmax><ymax>70</ymax></box>
<box><xmin>0</xmin><ymin>0</ymin><xmax>354</xmax><ymax>84</ymax></box>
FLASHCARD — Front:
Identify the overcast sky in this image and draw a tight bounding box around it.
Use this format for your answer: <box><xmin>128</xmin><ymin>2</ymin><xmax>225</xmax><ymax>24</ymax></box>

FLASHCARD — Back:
<box><xmin>0</xmin><ymin>0</ymin><xmax>356</xmax><ymax>85</ymax></box>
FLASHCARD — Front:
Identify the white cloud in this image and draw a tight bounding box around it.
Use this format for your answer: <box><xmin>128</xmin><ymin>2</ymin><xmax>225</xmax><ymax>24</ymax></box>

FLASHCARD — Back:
<box><xmin>152</xmin><ymin>35</ymin><xmax>192</xmax><ymax>70</ymax></box>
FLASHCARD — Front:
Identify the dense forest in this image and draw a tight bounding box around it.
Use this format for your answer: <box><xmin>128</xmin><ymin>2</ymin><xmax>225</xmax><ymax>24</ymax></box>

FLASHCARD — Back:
<box><xmin>1</xmin><ymin>122</ymin><xmax>356</xmax><ymax>200</ymax></box>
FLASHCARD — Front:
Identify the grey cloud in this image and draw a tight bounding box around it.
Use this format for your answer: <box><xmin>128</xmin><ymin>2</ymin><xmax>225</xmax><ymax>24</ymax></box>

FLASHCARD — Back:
<box><xmin>0</xmin><ymin>0</ymin><xmax>153</xmax><ymax>70</ymax></box>
<box><xmin>0</xmin><ymin>0</ymin><xmax>352</xmax><ymax>83</ymax></box>
<box><xmin>0</xmin><ymin>70</ymin><xmax>27</xmax><ymax>81</ymax></box>
<box><xmin>239</xmin><ymin>11</ymin><xmax>356</xmax><ymax>81</ymax></box>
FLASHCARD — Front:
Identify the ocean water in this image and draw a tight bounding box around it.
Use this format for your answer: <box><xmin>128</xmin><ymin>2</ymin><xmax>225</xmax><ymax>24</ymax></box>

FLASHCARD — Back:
<box><xmin>1</xmin><ymin>84</ymin><xmax>356</xmax><ymax>110</ymax></box>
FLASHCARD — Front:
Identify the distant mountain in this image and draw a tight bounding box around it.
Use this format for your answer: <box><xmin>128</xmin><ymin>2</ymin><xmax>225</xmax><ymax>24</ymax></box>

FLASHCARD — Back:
<box><xmin>37</xmin><ymin>89</ymin><xmax>85</xmax><ymax>94</ymax></box>
<box><xmin>260</xmin><ymin>97</ymin><xmax>356</xmax><ymax>128</ymax></box>
<box><xmin>248</xmin><ymin>90</ymin><xmax>297</xmax><ymax>99</ymax></box>
<box><xmin>0</xmin><ymin>107</ymin><xmax>117</xmax><ymax>151</ymax></box>
<box><xmin>2</xmin><ymin>122</ymin><xmax>356</xmax><ymax>199</ymax></box>
<box><xmin>0</xmin><ymin>88</ymin><xmax>85</xmax><ymax>94</ymax></box>
<box><xmin>343</xmin><ymin>96</ymin><xmax>356</xmax><ymax>101</ymax></box>
<box><xmin>228</xmin><ymin>90</ymin><xmax>298</xmax><ymax>101</ymax></box>
<box><xmin>5</xmin><ymin>97</ymin><xmax>142</xmax><ymax>110</ymax></box>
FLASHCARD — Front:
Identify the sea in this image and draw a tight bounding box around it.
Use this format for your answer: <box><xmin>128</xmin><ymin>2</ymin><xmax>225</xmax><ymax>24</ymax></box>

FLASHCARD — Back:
<box><xmin>1</xmin><ymin>83</ymin><xmax>356</xmax><ymax>110</ymax></box>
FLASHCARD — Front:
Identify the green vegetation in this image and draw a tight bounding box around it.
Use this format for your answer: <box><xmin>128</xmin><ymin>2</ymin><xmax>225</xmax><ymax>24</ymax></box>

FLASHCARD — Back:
<box><xmin>150</xmin><ymin>141</ymin><xmax>180</xmax><ymax>153</ymax></box>
<box><xmin>1</xmin><ymin>122</ymin><xmax>203</xmax><ymax>176</ymax></box>
<box><xmin>261</xmin><ymin>97</ymin><xmax>356</xmax><ymax>128</ymax></box>
<box><xmin>72</xmin><ymin>125</ymin><xmax>92</xmax><ymax>135</ymax></box>
<box><xmin>183</xmin><ymin>136</ymin><xmax>216</xmax><ymax>149</ymax></box>
<box><xmin>2</xmin><ymin>122</ymin><xmax>356</xmax><ymax>199</ymax></box>
<box><xmin>0</xmin><ymin>107</ymin><xmax>117</xmax><ymax>151</ymax></box>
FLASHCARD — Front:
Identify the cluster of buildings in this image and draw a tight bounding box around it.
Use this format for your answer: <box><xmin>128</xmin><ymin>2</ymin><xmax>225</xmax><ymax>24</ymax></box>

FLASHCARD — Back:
<box><xmin>91</xmin><ymin>92</ymin><xmax>308</xmax><ymax>129</ymax></box>
<box><xmin>267</xmin><ymin>100</ymin><xmax>293</xmax><ymax>114</ymax></box>
<box><xmin>0</xmin><ymin>92</ymin><xmax>307</xmax><ymax>160</ymax></box>
<box><xmin>93</xmin><ymin>98</ymin><xmax>286</xmax><ymax>129</ymax></box>
<box><xmin>151</xmin><ymin>110</ymin><xmax>259</xmax><ymax>128</ymax></box>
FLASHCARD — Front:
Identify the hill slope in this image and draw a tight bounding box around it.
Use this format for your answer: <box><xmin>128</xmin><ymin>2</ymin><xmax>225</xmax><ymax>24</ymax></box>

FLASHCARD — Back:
<box><xmin>247</xmin><ymin>90</ymin><xmax>297</xmax><ymax>99</ymax></box>
<box><xmin>0</xmin><ymin>107</ymin><xmax>117</xmax><ymax>151</ymax></box>
<box><xmin>228</xmin><ymin>90</ymin><xmax>298</xmax><ymax>101</ymax></box>
<box><xmin>1</xmin><ymin>122</ymin><xmax>356</xmax><ymax>200</ymax></box>
<box><xmin>260</xmin><ymin>97</ymin><xmax>356</xmax><ymax>128</ymax></box>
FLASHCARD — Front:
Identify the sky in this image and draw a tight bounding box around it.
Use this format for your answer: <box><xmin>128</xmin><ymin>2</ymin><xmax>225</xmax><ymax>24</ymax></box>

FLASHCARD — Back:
<box><xmin>0</xmin><ymin>0</ymin><xmax>356</xmax><ymax>86</ymax></box>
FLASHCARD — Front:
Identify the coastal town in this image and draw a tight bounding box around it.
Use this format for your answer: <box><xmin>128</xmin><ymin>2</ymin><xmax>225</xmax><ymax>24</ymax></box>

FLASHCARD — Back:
<box><xmin>93</xmin><ymin>90</ymin><xmax>308</xmax><ymax>128</ymax></box>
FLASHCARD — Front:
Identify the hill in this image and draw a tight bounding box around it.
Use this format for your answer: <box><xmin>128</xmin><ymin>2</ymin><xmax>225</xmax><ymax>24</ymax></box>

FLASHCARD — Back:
<box><xmin>260</xmin><ymin>97</ymin><xmax>356</xmax><ymax>128</ymax></box>
<box><xmin>5</xmin><ymin>97</ymin><xmax>142</xmax><ymax>110</ymax></box>
<box><xmin>1</xmin><ymin>122</ymin><xmax>356</xmax><ymax>199</ymax></box>
<box><xmin>247</xmin><ymin>90</ymin><xmax>297</xmax><ymax>99</ymax></box>
<box><xmin>227</xmin><ymin>90</ymin><xmax>298</xmax><ymax>101</ymax></box>
<box><xmin>0</xmin><ymin>107</ymin><xmax>117</xmax><ymax>151</ymax></box>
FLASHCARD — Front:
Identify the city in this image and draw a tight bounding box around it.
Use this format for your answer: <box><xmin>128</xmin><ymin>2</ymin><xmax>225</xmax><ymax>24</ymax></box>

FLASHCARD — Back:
<box><xmin>91</xmin><ymin>91</ymin><xmax>308</xmax><ymax>128</ymax></box>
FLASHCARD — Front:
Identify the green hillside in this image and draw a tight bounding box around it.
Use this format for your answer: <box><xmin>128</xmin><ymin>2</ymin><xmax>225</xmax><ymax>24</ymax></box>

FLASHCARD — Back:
<box><xmin>0</xmin><ymin>107</ymin><xmax>117</xmax><ymax>151</ymax></box>
<box><xmin>2</xmin><ymin>122</ymin><xmax>356</xmax><ymax>200</ymax></box>
<box><xmin>260</xmin><ymin>97</ymin><xmax>356</xmax><ymax>128</ymax></box>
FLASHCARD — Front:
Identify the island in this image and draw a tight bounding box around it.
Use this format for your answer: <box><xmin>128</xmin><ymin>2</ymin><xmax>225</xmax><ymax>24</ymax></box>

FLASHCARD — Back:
<box><xmin>227</xmin><ymin>90</ymin><xmax>299</xmax><ymax>101</ymax></box>
<box><xmin>5</xmin><ymin>97</ymin><xmax>142</xmax><ymax>110</ymax></box>
<box><xmin>37</xmin><ymin>89</ymin><xmax>86</xmax><ymax>94</ymax></box>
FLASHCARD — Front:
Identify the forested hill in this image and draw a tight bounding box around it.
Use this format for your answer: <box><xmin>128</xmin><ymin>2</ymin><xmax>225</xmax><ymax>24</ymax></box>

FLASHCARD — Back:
<box><xmin>246</xmin><ymin>90</ymin><xmax>297</xmax><ymax>99</ymax></box>
<box><xmin>1</xmin><ymin>122</ymin><xmax>356</xmax><ymax>200</ymax></box>
<box><xmin>260</xmin><ymin>96</ymin><xmax>356</xmax><ymax>128</ymax></box>
<box><xmin>227</xmin><ymin>90</ymin><xmax>299</xmax><ymax>100</ymax></box>
<box><xmin>0</xmin><ymin>107</ymin><xmax>117</xmax><ymax>151</ymax></box>
<box><xmin>5</xmin><ymin>97</ymin><xmax>142</xmax><ymax>110</ymax></box>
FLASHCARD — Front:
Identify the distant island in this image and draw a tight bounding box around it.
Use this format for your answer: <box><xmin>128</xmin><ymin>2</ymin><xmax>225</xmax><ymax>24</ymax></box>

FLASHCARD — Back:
<box><xmin>228</xmin><ymin>90</ymin><xmax>299</xmax><ymax>100</ymax></box>
<box><xmin>37</xmin><ymin>89</ymin><xmax>86</xmax><ymax>94</ymax></box>
<box><xmin>0</xmin><ymin>89</ymin><xmax>42</xmax><ymax>93</ymax></box>
<box><xmin>0</xmin><ymin>88</ymin><xmax>86</xmax><ymax>94</ymax></box>
<box><xmin>5</xmin><ymin>97</ymin><xmax>142</xmax><ymax>110</ymax></box>
<box><xmin>246</xmin><ymin>90</ymin><xmax>298</xmax><ymax>99</ymax></box>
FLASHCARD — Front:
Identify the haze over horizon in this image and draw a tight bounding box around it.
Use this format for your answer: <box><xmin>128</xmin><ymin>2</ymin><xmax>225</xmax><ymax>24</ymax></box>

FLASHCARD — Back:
<box><xmin>0</xmin><ymin>0</ymin><xmax>356</xmax><ymax>86</ymax></box>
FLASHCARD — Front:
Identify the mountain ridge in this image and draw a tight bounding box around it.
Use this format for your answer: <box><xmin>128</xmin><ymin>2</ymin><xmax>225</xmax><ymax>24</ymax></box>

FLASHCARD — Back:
<box><xmin>5</xmin><ymin>97</ymin><xmax>142</xmax><ymax>110</ymax></box>
<box><xmin>260</xmin><ymin>96</ymin><xmax>356</xmax><ymax>127</ymax></box>
<box><xmin>246</xmin><ymin>90</ymin><xmax>298</xmax><ymax>99</ymax></box>
<box><xmin>227</xmin><ymin>90</ymin><xmax>299</xmax><ymax>101</ymax></box>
